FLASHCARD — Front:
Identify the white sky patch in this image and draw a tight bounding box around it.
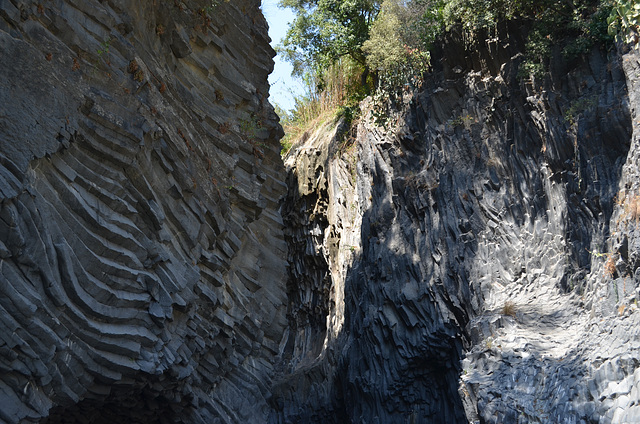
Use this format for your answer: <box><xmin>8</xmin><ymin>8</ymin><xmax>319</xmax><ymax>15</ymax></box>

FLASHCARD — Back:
<box><xmin>262</xmin><ymin>0</ymin><xmax>305</xmax><ymax>113</ymax></box>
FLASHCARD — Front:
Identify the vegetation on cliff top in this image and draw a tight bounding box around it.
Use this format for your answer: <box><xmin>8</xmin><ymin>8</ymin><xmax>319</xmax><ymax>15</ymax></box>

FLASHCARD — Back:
<box><xmin>276</xmin><ymin>0</ymin><xmax>638</xmax><ymax>154</ymax></box>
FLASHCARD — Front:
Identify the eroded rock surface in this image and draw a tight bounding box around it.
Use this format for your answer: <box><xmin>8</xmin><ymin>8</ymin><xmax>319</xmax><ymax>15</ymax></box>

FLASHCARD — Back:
<box><xmin>3</xmin><ymin>2</ymin><xmax>640</xmax><ymax>423</ymax></box>
<box><xmin>273</xmin><ymin>23</ymin><xmax>640</xmax><ymax>423</ymax></box>
<box><xmin>0</xmin><ymin>1</ymin><xmax>287</xmax><ymax>423</ymax></box>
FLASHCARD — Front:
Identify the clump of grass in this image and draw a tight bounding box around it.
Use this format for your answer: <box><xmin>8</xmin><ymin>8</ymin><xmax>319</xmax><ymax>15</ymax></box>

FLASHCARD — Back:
<box><xmin>630</xmin><ymin>194</ymin><xmax>640</xmax><ymax>222</ymax></box>
<box><xmin>502</xmin><ymin>300</ymin><xmax>517</xmax><ymax>318</ymax></box>
<box><xmin>276</xmin><ymin>60</ymin><xmax>363</xmax><ymax>156</ymax></box>
<box><xmin>604</xmin><ymin>254</ymin><xmax>617</xmax><ymax>278</ymax></box>
<box><xmin>276</xmin><ymin>105</ymin><xmax>334</xmax><ymax>156</ymax></box>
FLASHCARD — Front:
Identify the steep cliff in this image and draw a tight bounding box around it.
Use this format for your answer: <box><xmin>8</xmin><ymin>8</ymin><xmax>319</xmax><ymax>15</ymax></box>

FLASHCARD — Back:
<box><xmin>273</xmin><ymin>22</ymin><xmax>640</xmax><ymax>423</ymax></box>
<box><xmin>3</xmin><ymin>2</ymin><xmax>640</xmax><ymax>423</ymax></box>
<box><xmin>0</xmin><ymin>1</ymin><xmax>288</xmax><ymax>423</ymax></box>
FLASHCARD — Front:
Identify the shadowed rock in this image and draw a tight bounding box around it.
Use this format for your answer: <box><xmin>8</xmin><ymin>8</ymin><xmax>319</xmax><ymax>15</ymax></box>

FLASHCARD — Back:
<box><xmin>0</xmin><ymin>1</ymin><xmax>287</xmax><ymax>422</ymax></box>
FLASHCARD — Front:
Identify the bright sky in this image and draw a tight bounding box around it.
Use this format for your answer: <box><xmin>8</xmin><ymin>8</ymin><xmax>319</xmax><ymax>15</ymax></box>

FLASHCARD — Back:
<box><xmin>261</xmin><ymin>0</ymin><xmax>305</xmax><ymax>113</ymax></box>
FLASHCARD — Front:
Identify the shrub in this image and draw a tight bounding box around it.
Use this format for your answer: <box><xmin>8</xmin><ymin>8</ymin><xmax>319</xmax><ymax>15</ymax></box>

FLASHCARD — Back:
<box><xmin>363</xmin><ymin>0</ymin><xmax>432</xmax><ymax>91</ymax></box>
<box><xmin>564</xmin><ymin>96</ymin><xmax>598</xmax><ymax>126</ymax></box>
<box><xmin>501</xmin><ymin>300</ymin><xmax>517</xmax><ymax>318</ymax></box>
<box><xmin>608</xmin><ymin>0</ymin><xmax>640</xmax><ymax>47</ymax></box>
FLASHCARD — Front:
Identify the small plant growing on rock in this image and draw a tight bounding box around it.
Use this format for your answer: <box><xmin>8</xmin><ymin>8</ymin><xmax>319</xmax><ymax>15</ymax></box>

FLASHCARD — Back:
<box><xmin>450</xmin><ymin>114</ymin><xmax>475</xmax><ymax>129</ymax></box>
<box><xmin>133</xmin><ymin>69</ymin><xmax>145</xmax><ymax>82</ymax></box>
<box><xmin>128</xmin><ymin>59</ymin><xmax>145</xmax><ymax>82</ymax></box>
<box><xmin>128</xmin><ymin>60</ymin><xmax>138</xmax><ymax>73</ymax></box>
<box><xmin>204</xmin><ymin>0</ymin><xmax>229</xmax><ymax>13</ymax></box>
<box><xmin>502</xmin><ymin>301</ymin><xmax>517</xmax><ymax>318</ymax></box>
<box><xmin>614</xmin><ymin>190</ymin><xmax>626</xmax><ymax>207</ymax></box>
<box><xmin>630</xmin><ymin>194</ymin><xmax>640</xmax><ymax>221</ymax></box>
<box><xmin>240</xmin><ymin>116</ymin><xmax>263</xmax><ymax>142</ymax></box>
<box><xmin>97</xmin><ymin>38</ymin><xmax>110</xmax><ymax>58</ymax></box>
<box><xmin>218</xmin><ymin>122</ymin><xmax>231</xmax><ymax>134</ymax></box>
<box><xmin>604</xmin><ymin>254</ymin><xmax>617</xmax><ymax>278</ymax></box>
<box><xmin>564</xmin><ymin>96</ymin><xmax>597</xmax><ymax>126</ymax></box>
<box><xmin>484</xmin><ymin>337</ymin><xmax>493</xmax><ymax>350</ymax></box>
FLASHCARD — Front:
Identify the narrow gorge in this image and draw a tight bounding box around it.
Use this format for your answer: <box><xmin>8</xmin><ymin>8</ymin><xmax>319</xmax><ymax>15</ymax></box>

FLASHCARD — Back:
<box><xmin>1</xmin><ymin>1</ymin><xmax>640</xmax><ymax>423</ymax></box>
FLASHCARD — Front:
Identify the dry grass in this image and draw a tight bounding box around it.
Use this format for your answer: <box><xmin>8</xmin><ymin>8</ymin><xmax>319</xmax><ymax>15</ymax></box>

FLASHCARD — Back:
<box><xmin>614</xmin><ymin>190</ymin><xmax>626</xmax><ymax>208</ymax></box>
<box><xmin>279</xmin><ymin>109</ymin><xmax>335</xmax><ymax>156</ymax></box>
<box><xmin>279</xmin><ymin>60</ymin><xmax>362</xmax><ymax>156</ymax></box>
<box><xmin>612</xmin><ymin>191</ymin><xmax>640</xmax><ymax>224</ymax></box>
<box><xmin>604</xmin><ymin>254</ymin><xmax>616</xmax><ymax>278</ymax></box>
<box><xmin>630</xmin><ymin>194</ymin><xmax>640</xmax><ymax>222</ymax></box>
<box><xmin>501</xmin><ymin>300</ymin><xmax>517</xmax><ymax>318</ymax></box>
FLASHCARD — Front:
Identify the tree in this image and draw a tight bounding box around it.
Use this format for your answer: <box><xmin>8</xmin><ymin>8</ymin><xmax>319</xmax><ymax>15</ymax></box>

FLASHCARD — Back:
<box><xmin>608</xmin><ymin>0</ymin><xmax>640</xmax><ymax>47</ymax></box>
<box><xmin>362</xmin><ymin>0</ymin><xmax>438</xmax><ymax>90</ymax></box>
<box><xmin>277</xmin><ymin>0</ymin><xmax>381</xmax><ymax>77</ymax></box>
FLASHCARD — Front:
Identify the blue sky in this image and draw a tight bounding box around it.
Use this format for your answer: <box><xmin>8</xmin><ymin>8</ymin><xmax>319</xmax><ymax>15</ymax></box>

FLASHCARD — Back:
<box><xmin>262</xmin><ymin>0</ymin><xmax>305</xmax><ymax>112</ymax></box>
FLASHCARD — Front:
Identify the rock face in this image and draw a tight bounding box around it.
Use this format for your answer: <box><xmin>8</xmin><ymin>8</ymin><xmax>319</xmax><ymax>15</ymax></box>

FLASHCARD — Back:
<box><xmin>3</xmin><ymin>2</ymin><xmax>640</xmax><ymax>423</ymax></box>
<box><xmin>0</xmin><ymin>1</ymin><xmax>288</xmax><ymax>423</ymax></box>
<box><xmin>273</xmin><ymin>23</ymin><xmax>640</xmax><ymax>424</ymax></box>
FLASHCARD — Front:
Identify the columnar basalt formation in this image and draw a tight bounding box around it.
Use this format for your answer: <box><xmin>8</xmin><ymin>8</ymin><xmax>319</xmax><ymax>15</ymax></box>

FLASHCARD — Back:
<box><xmin>0</xmin><ymin>1</ymin><xmax>287</xmax><ymax>423</ymax></box>
<box><xmin>273</xmin><ymin>23</ymin><xmax>640</xmax><ymax>423</ymax></box>
<box><xmin>3</xmin><ymin>2</ymin><xmax>640</xmax><ymax>423</ymax></box>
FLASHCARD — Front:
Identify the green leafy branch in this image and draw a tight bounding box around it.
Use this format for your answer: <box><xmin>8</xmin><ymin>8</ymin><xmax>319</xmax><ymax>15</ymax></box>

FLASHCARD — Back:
<box><xmin>608</xmin><ymin>0</ymin><xmax>640</xmax><ymax>48</ymax></box>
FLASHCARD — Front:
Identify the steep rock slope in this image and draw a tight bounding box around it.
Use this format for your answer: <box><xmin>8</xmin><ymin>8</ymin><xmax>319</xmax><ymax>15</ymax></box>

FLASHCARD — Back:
<box><xmin>274</xmin><ymin>23</ymin><xmax>640</xmax><ymax>423</ymax></box>
<box><xmin>0</xmin><ymin>1</ymin><xmax>287</xmax><ymax>423</ymax></box>
<box><xmin>4</xmin><ymin>2</ymin><xmax>640</xmax><ymax>423</ymax></box>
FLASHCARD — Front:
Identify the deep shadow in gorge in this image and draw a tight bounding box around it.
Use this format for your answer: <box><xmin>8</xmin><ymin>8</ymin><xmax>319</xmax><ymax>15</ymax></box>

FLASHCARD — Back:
<box><xmin>340</xmin><ymin>196</ymin><xmax>469</xmax><ymax>422</ymax></box>
<box><xmin>41</xmin><ymin>388</ymin><xmax>188</xmax><ymax>424</ymax></box>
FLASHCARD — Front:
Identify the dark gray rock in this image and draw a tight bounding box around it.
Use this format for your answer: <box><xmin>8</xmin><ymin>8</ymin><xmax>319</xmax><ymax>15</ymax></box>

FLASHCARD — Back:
<box><xmin>0</xmin><ymin>1</ymin><xmax>287</xmax><ymax>423</ymax></box>
<box><xmin>4</xmin><ymin>2</ymin><xmax>640</xmax><ymax>423</ymax></box>
<box><xmin>272</xmin><ymin>21</ymin><xmax>640</xmax><ymax>424</ymax></box>
<box><xmin>170</xmin><ymin>26</ymin><xmax>192</xmax><ymax>58</ymax></box>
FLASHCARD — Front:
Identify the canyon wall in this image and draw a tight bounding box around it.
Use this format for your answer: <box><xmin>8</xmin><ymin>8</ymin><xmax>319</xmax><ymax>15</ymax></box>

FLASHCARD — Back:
<box><xmin>3</xmin><ymin>2</ymin><xmax>640</xmax><ymax>423</ymax></box>
<box><xmin>273</xmin><ymin>23</ymin><xmax>640</xmax><ymax>423</ymax></box>
<box><xmin>0</xmin><ymin>1</ymin><xmax>288</xmax><ymax>422</ymax></box>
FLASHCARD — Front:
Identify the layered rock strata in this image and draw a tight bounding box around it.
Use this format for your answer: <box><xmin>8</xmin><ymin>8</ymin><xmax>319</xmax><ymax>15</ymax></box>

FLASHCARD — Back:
<box><xmin>3</xmin><ymin>1</ymin><xmax>640</xmax><ymax>423</ymax></box>
<box><xmin>0</xmin><ymin>1</ymin><xmax>287</xmax><ymax>423</ymax></box>
<box><xmin>273</xmin><ymin>23</ymin><xmax>640</xmax><ymax>423</ymax></box>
